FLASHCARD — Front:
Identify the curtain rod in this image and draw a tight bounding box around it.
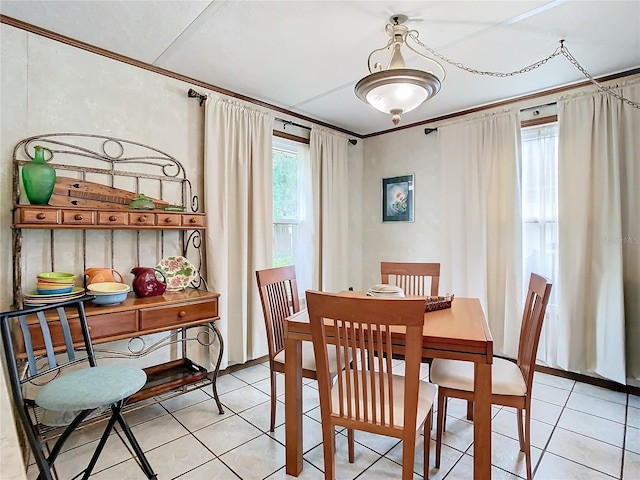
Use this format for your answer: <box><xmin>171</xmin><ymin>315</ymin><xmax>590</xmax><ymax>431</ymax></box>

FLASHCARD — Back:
<box><xmin>188</xmin><ymin>88</ymin><xmax>356</xmax><ymax>144</ymax></box>
<box><xmin>275</xmin><ymin>118</ymin><xmax>357</xmax><ymax>145</ymax></box>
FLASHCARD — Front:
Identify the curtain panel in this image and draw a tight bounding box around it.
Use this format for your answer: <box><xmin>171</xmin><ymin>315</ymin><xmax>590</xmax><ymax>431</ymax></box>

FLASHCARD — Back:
<box><xmin>204</xmin><ymin>96</ymin><xmax>274</xmax><ymax>369</ymax></box>
<box><xmin>309</xmin><ymin>127</ymin><xmax>350</xmax><ymax>293</ymax></box>
<box><xmin>557</xmin><ymin>81</ymin><xmax>640</xmax><ymax>384</ymax></box>
<box><xmin>439</xmin><ymin>111</ymin><xmax>523</xmax><ymax>357</ymax></box>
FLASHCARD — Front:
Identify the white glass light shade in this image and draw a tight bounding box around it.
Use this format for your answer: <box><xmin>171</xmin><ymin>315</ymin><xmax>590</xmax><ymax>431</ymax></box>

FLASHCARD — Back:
<box><xmin>355</xmin><ymin>69</ymin><xmax>441</xmax><ymax>122</ymax></box>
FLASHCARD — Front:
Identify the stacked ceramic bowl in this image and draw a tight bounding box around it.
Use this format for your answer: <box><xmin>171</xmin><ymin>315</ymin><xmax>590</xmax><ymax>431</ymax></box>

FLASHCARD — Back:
<box><xmin>24</xmin><ymin>272</ymin><xmax>85</xmax><ymax>306</ymax></box>
<box><xmin>36</xmin><ymin>272</ymin><xmax>76</xmax><ymax>295</ymax></box>
<box><xmin>87</xmin><ymin>282</ymin><xmax>131</xmax><ymax>306</ymax></box>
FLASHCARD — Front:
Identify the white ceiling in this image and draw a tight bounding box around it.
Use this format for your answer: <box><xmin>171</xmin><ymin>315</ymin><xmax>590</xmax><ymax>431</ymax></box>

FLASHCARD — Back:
<box><xmin>1</xmin><ymin>1</ymin><xmax>639</xmax><ymax>136</ymax></box>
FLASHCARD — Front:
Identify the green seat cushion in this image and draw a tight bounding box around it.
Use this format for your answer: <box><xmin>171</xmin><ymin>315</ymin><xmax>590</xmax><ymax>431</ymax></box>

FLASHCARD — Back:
<box><xmin>36</xmin><ymin>365</ymin><xmax>146</xmax><ymax>411</ymax></box>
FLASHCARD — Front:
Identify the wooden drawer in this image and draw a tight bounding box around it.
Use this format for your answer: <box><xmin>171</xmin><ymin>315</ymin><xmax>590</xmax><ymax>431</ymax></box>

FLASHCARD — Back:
<box><xmin>182</xmin><ymin>214</ymin><xmax>205</xmax><ymax>228</ymax></box>
<box><xmin>128</xmin><ymin>212</ymin><xmax>155</xmax><ymax>227</ymax></box>
<box><xmin>156</xmin><ymin>213</ymin><xmax>182</xmax><ymax>227</ymax></box>
<box><xmin>62</xmin><ymin>210</ymin><xmax>95</xmax><ymax>225</ymax></box>
<box><xmin>18</xmin><ymin>208</ymin><xmax>60</xmax><ymax>225</ymax></box>
<box><xmin>97</xmin><ymin>211</ymin><xmax>128</xmax><ymax>226</ymax></box>
<box><xmin>24</xmin><ymin>310</ymin><xmax>138</xmax><ymax>352</ymax></box>
<box><xmin>140</xmin><ymin>299</ymin><xmax>218</xmax><ymax>330</ymax></box>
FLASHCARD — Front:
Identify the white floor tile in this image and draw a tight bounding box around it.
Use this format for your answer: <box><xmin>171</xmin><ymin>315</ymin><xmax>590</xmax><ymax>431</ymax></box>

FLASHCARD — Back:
<box><xmin>215</xmin><ymin>372</ymin><xmax>250</xmax><ymax>395</ymax></box>
<box><xmin>263</xmin><ymin>460</ymin><xmax>324</xmax><ymax>479</ymax></box>
<box><xmin>558</xmin><ymin>407</ymin><xmax>625</xmax><ymax>447</ymax></box>
<box><xmin>238</xmin><ymin>397</ymin><xmax>285</xmax><ymax>432</ymax></box>
<box><xmin>90</xmin><ymin>457</ymin><xmax>152</xmax><ymax>480</ymax></box>
<box><xmin>219</xmin><ymin>384</ymin><xmax>271</xmax><ymax>414</ymax></box>
<box><xmin>529</xmin><ymin>397</ymin><xmax>563</xmax><ymax>426</ymax></box>
<box><xmin>304</xmin><ymin>433</ymin><xmax>380</xmax><ymax>480</ymax></box>
<box><xmin>627</xmin><ymin>426</ymin><xmax>640</xmax><ymax>455</ymax></box>
<box><xmin>142</xmin><ymin>435</ymin><xmax>215</xmax><ymax>478</ymax></box>
<box><xmin>176</xmin><ymin>458</ymin><xmax>241</xmax><ymax>479</ymax></box>
<box><xmin>535</xmin><ymin>451</ymin><xmax>616</xmax><ymax>479</ymax></box>
<box><xmin>219</xmin><ymin>434</ymin><xmax>286</xmax><ymax>480</ymax></box>
<box><xmin>628</xmin><ymin>406</ymin><xmax>640</xmax><ymax>429</ymax></box>
<box><xmin>231</xmin><ymin>364</ymin><xmax>271</xmax><ymax>384</ymax></box>
<box><xmin>573</xmin><ymin>382</ymin><xmax>628</xmax><ymax>405</ymax></box>
<box><xmin>489</xmin><ymin>409</ymin><xmax>553</xmax><ymax>450</ymax></box>
<box><xmin>531</xmin><ymin>382</ymin><xmax>571</xmax><ymax>406</ymax></box>
<box><xmin>172</xmin><ymin>398</ymin><xmax>233</xmax><ymax>431</ymax></box>
<box><xmin>629</xmin><ymin>394</ymin><xmax>640</xmax><ymax>409</ymax></box>
<box><xmin>129</xmin><ymin>413</ymin><xmax>190</xmax><ymax>451</ymax></box>
<box><xmin>160</xmin><ymin>388</ymin><xmax>211</xmax><ymax>413</ymax></box>
<box><xmin>193</xmin><ymin>414</ymin><xmax>262</xmax><ymax>455</ymax></box>
<box><xmin>547</xmin><ymin>427</ymin><xmax>623</xmax><ymax>477</ymax></box>
<box><xmin>533</xmin><ymin>371</ymin><xmax>576</xmax><ymax>391</ymax></box>
<box><xmin>566</xmin><ymin>391</ymin><xmax>627</xmax><ymax>423</ymax></box>
<box><xmin>273</xmin><ymin>414</ymin><xmax>324</xmax><ymax>453</ymax></box>
<box><xmin>444</xmin><ymin>454</ymin><xmax>522</xmax><ymax>480</ymax></box>
<box><xmin>623</xmin><ymin>450</ymin><xmax>640</xmax><ymax>480</ymax></box>
<box><xmin>359</xmin><ymin>455</ymin><xmax>421</xmax><ymax>479</ymax></box>
<box><xmin>53</xmin><ymin>433</ymin><xmax>132</xmax><ymax>479</ymax></box>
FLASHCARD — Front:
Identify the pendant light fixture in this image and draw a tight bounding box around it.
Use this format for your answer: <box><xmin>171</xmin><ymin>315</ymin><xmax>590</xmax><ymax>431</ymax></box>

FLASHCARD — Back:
<box><xmin>355</xmin><ymin>15</ymin><xmax>445</xmax><ymax>125</ymax></box>
<box><xmin>356</xmin><ymin>15</ymin><xmax>639</xmax><ymax>126</ymax></box>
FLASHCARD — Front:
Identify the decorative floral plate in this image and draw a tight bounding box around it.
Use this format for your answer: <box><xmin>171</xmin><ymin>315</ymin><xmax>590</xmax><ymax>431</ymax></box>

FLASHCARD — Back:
<box><xmin>155</xmin><ymin>256</ymin><xmax>197</xmax><ymax>292</ymax></box>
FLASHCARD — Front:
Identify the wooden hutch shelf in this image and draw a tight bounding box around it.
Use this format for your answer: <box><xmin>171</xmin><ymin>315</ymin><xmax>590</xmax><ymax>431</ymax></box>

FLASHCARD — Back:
<box><xmin>11</xmin><ymin>133</ymin><xmax>224</xmax><ymax>441</ymax></box>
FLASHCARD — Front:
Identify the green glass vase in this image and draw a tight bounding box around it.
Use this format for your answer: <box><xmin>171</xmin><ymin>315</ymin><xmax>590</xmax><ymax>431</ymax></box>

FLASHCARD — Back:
<box><xmin>22</xmin><ymin>145</ymin><xmax>56</xmax><ymax>205</ymax></box>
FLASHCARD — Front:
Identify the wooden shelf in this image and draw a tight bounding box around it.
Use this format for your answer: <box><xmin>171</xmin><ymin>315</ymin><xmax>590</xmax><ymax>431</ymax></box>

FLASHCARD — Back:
<box><xmin>13</xmin><ymin>204</ymin><xmax>206</xmax><ymax>230</ymax></box>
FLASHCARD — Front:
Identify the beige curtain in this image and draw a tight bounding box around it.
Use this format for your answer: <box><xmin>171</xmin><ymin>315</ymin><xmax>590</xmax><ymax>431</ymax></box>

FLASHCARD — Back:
<box><xmin>439</xmin><ymin>111</ymin><xmax>523</xmax><ymax>357</ymax></box>
<box><xmin>204</xmin><ymin>95</ymin><xmax>274</xmax><ymax>369</ymax></box>
<box><xmin>557</xmin><ymin>81</ymin><xmax>640</xmax><ymax>384</ymax></box>
<box><xmin>309</xmin><ymin>127</ymin><xmax>350</xmax><ymax>293</ymax></box>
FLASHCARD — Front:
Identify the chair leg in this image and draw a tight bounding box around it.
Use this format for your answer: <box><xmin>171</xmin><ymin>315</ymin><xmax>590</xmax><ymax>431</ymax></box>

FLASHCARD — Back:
<box><xmin>347</xmin><ymin>428</ymin><xmax>355</xmax><ymax>463</ymax></box>
<box><xmin>114</xmin><ymin>404</ymin><xmax>157</xmax><ymax>479</ymax></box>
<box><xmin>524</xmin><ymin>408</ymin><xmax>532</xmax><ymax>480</ymax></box>
<box><xmin>35</xmin><ymin>409</ymin><xmax>94</xmax><ymax>480</ymax></box>
<box><xmin>402</xmin><ymin>431</ymin><xmax>417</xmax><ymax>480</ymax></box>
<box><xmin>270</xmin><ymin>370</ymin><xmax>277</xmax><ymax>432</ymax></box>
<box><xmin>424</xmin><ymin>410</ymin><xmax>432</xmax><ymax>479</ymax></box>
<box><xmin>322</xmin><ymin>424</ymin><xmax>336</xmax><ymax>480</ymax></box>
<box><xmin>466</xmin><ymin>400</ymin><xmax>474</xmax><ymax>421</ymax></box>
<box><xmin>81</xmin><ymin>406</ymin><xmax>121</xmax><ymax>480</ymax></box>
<box><xmin>516</xmin><ymin>408</ymin><xmax>525</xmax><ymax>452</ymax></box>
<box><xmin>435</xmin><ymin>389</ymin><xmax>445</xmax><ymax>469</ymax></box>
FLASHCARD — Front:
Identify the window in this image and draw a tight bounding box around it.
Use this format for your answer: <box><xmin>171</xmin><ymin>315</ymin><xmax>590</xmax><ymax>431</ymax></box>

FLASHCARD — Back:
<box><xmin>272</xmin><ymin>137</ymin><xmax>299</xmax><ymax>267</ymax></box>
<box><xmin>521</xmin><ymin>122</ymin><xmax>559</xmax><ymax>362</ymax></box>
<box><xmin>272</xmin><ymin>136</ymin><xmax>313</xmax><ymax>295</ymax></box>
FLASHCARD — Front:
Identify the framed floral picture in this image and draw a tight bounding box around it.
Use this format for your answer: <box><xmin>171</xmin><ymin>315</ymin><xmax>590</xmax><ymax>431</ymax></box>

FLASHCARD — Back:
<box><xmin>382</xmin><ymin>174</ymin><xmax>414</xmax><ymax>222</ymax></box>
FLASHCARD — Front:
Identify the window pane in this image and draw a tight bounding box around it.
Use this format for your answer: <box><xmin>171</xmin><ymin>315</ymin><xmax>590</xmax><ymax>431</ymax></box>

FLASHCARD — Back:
<box><xmin>272</xmin><ymin>137</ymin><xmax>299</xmax><ymax>267</ymax></box>
<box><xmin>521</xmin><ymin>122</ymin><xmax>559</xmax><ymax>363</ymax></box>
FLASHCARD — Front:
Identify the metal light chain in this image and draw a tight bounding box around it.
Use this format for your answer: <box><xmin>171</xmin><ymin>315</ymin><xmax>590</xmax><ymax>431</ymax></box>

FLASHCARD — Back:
<box><xmin>408</xmin><ymin>33</ymin><xmax>640</xmax><ymax>110</ymax></box>
<box><xmin>559</xmin><ymin>43</ymin><xmax>640</xmax><ymax>110</ymax></box>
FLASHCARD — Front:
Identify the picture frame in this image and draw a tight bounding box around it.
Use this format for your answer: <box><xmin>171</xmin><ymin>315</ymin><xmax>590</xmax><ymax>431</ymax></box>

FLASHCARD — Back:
<box><xmin>382</xmin><ymin>174</ymin><xmax>414</xmax><ymax>222</ymax></box>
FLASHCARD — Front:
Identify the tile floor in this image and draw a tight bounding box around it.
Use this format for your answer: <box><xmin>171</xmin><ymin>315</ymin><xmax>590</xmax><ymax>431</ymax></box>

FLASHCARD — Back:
<box><xmin>27</xmin><ymin>360</ymin><xmax>639</xmax><ymax>479</ymax></box>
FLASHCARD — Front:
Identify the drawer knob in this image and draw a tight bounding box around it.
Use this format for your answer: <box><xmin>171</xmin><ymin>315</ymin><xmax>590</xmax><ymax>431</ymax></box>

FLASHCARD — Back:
<box><xmin>138</xmin><ymin>215</ymin><xmax>147</xmax><ymax>222</ymax></box>
<box><xmin>109</xmin><ymin>215</ymin><xmax>117</xmax><ymax>222</ymax></box>
<box><xmin>164</xmin><ymin>218</ymin><xmax>173</xmax><ymax>224</ymax></box>
<box><xmin>36</xmin><ymin>213</ymin><xmax>46</xmax><ymax>220</ymax></box>
<box><xmin>178</xmin><ymin>311</ymin><xmax>187</xmax><ymax>318</ymax></box>
<box><xmin>189</xmin><ymin>218</ymin><xmax>197</xmax><ymax>224</ymax></box>
<box><xmin>74</xmin><ymin>214</ymin><xmax>83</xmax><ymax>221</ymax></box>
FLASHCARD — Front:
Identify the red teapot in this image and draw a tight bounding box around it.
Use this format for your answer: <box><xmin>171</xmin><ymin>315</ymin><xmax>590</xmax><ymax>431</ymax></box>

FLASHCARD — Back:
<box><xmin>130</xmin><ymin>267</ymin><xmax>167</xmax><ymax>297</ymax></box>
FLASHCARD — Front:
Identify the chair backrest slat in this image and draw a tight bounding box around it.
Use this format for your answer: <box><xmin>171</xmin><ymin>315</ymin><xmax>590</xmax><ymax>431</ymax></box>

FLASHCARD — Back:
<box><xmin>57</xmin><ymin>306</ymin><xmax>76</xmax><ymax>362</ymax></box>
<box><xmin>1</xmin><ymin>297</ymin><xmax>95</xmax><ymax>385</ymax></box>
<box><xmin>307</xmin><ymin>291</ymin><xmax>425</xmax><ymax>435</ymax></box>
<box><xmin>517</xmin><ymin>273</ymin><xmax>552</xmax><ymax>392</ymax></box>
<box><xmin>256</xmin><ymin>266</ymin><xmax>300</xmax><ymax>357</ymax></box>
<box><xmin>381</xmin><ymin>262</ymin><xmax>441</xmax><ymax>296</ymax></box>
<box><xmin>36</xmin><ymin>311</ymin><xmax>58</xmax><ymax>369</ymax></box>
<box><xmin>18</xmin><ymin>315</ymin><xmax>38</xmax><ymax>376</ymax></box>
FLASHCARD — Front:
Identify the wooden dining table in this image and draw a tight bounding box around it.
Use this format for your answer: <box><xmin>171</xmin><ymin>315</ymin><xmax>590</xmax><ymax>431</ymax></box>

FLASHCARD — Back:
<box><xmin>284</xmin><ymin>295</ymin><xmax>493</xmax><ymax>479</ymax></box>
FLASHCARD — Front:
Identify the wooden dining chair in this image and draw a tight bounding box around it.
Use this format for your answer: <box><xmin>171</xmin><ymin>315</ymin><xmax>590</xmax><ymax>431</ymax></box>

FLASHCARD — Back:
<box><xmin>430</xmin><ymin>273</ymin><xmax>552</xmax><ymax>480</ymax></box>
<box><xmin>381</xmin><ymin>262</ymin><xmax>441</xmax><ymax>297</ymax></box>
<box><xmin>306</xmin><ymin>290</ymin><xmax>436</xmax><ymax>480</ymax></box>
<box><xmin>256</xmin><ymin>265</ymin><xmax>339</xmax><ymax>432</ymax></box>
